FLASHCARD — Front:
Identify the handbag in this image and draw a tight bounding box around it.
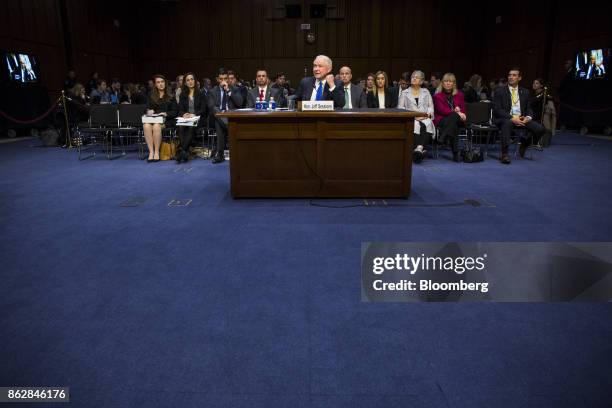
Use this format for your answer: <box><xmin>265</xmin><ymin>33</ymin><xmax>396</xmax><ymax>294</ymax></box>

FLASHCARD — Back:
<box><xmin>461</xmin><ymin>146</ymin><xmax>483</xmax><ymax>163</ymax></box>
<box><xmin>160</xmin><ymin>141</ymin><xmax>177</xmax><ymax>160</ymax></box>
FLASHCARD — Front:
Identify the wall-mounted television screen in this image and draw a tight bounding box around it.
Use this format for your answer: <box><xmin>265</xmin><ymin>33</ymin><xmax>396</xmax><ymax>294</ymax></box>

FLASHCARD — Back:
<box><xmin>4</xmin><ymin>52</ymin><xmax>39</xmax><ymax>83</ymax></box>
<box><xmin>574</xmin><ymin>48</ymin><xmax>609</xmax><ymax>80</ymax></box>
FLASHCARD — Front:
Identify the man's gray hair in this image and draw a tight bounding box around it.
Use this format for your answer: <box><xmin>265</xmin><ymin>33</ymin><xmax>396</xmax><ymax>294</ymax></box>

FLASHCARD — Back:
<box><xmin>314</xmin><ymin>55</ymin><xmax>333</xmax><ymax>69</ymax></box>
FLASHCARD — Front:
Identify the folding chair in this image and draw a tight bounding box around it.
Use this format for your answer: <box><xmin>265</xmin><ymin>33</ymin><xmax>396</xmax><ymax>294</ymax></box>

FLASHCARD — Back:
<box><xmin>118</xmin><ymin>104</ymin><xmax>146</xmax><ymax>158</ymax></box>
<box><xmin>75</xmin><ymin>104</ymin><xmax>118</xmax><ymax>160</ymax></box>
<box><xmin>465</xmin><ymin>102</ymin><xmax>498</xmax><ymax>159</ymax></box>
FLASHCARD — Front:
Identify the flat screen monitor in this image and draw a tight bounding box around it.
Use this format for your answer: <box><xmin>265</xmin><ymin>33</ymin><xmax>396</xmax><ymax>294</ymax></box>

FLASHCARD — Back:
<box><xmin>4</xmin><ymin>52</ymin><xmax>40</xmax><ymax>83</ymax></box>
<box><xmin>574</xmin><ymin>48</ymin><xmax>609</xmax><ymax>80</ymax></box>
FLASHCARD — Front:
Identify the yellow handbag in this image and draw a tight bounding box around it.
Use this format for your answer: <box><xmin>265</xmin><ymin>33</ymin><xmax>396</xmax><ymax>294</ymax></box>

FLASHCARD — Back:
<box><xmin>160</xmin><ymin>141</ymin><xmax>177</xmax><ymax>160</ymax></box>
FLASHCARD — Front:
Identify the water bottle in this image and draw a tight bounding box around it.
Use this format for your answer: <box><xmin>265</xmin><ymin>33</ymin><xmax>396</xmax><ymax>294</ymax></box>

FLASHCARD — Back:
<box><xmin>269</xmin><ymin>96</ymin><xmax>276</xmax><ymax>110</ymax></box>
<box><xmin>261</xmin><ymin>99</ymin><xmax>268</xmax><ymax>111</ymax></box>
<box><xmin>255</xmin><ymin>97</ymin><xmax>262</xmax><ymax>110</ymax></box>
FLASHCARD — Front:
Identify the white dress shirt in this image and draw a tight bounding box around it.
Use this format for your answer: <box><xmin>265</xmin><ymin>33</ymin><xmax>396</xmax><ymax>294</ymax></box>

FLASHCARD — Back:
<box><xmin>377</xmin><ymin>91</ymin><xmax>385</xmax><ymax>109</ymax></box>
<box><xmin>310</xmin><ymin>79</ymin><xmax>335</xmax><ymax>101</ymax></box>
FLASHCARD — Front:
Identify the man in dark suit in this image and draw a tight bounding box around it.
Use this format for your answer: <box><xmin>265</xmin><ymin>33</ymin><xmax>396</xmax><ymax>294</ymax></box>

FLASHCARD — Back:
<box><xmin>586</xmin><ymin>54</ymin><xmax>605</xmax><ymax>79</ymax></box>
<box><xmin>207</xmin><ymin>68</ymin><xmax>245</xmax><ymax>164</ymax></box>
<box><xmin>246</xmin><ymin>69</ymin><xmax>284</xmax><ymax>108</ymax></box>
<box><xmin>338</xmin><ymin>66</ymin><xmax>366</xmax><ymax>109</ymax></box>
<box><xmin>493</xmin><ymin>67</ymin><xmax>545</xmax><ymax>164</ymax></box>
<box><xmin>227</xmin><ymin>70</ymin><xmax>248</xmax><ymax>108</ymax></box>
<box><xmin>271</xmin><ymin>72</ymin><xmax>293</xmax><ymax>96</ymax></box>
<box><xmin>294</xmin><ymin>55</ymin><xmax>345</xmax><ymax>108</ymax></box>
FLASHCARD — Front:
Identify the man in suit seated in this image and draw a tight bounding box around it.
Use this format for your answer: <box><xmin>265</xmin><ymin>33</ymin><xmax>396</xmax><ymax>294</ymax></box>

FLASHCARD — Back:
<box><xmin>493</xmin><ymin>67</ymin><xmax>545</xmax><ymax>164</ymax></box>
<box><xmin>246</xmin><ymin>69</ymin><xmax>284</xmax><ymax>108</ymax></box>
<box><xmin>338</xmin><ymin>66</ymin><xmax>366</xmax><ymax>109</ymax></box>
<box><xmin>271</xmin><ymin>72</ymin><xmax>293</xmax><ymax>96</ymax></box>
<box><xmin>227</xmin><ymin>70</ymin><xmax>248</xmax><ymax>108</ymax></box>
<box><xmin>208</xmin><ymin>68</ymin><xmax>245</xmax><ymax>164</ymax></box>
<box><xmin>294</xmin><ymin>55</ymin><xmax>345</xmax><ymax>108</ymax></box>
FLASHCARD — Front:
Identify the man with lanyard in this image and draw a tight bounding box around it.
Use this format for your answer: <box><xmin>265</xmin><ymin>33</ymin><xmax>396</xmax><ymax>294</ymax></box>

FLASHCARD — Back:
<box><xmin>493</xmin><ymin>67</ymin><xmax>545</xmax><ymax>164</ymax></box>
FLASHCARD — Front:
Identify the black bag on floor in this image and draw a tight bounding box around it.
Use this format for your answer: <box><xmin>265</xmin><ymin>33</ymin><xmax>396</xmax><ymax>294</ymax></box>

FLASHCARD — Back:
<box><xmin>461</xmin><ymin>146</ymin><xmax>483</xmax><ymax>163</ymax></box>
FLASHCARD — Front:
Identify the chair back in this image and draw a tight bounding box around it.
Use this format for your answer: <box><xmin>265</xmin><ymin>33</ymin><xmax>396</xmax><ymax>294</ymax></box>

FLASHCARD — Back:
<box><xmin>466</xmin><ymin>102</ymin><xmax>492</xmax><ymax>125</ymax></box>
<box><xmin>119</xmin><ymin>104</ymin><xmax>146</xmax><ymax>126</ymax></box>
<box><xmin>89</xmin><ymin>104</ymin><xmax>119</xmax><ymax>127</ymax></box>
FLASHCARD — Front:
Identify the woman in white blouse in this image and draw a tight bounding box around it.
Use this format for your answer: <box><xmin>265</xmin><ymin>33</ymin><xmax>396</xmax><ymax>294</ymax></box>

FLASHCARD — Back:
<box><xmin>398</xmin><ymin>70</ymin><xmax>435</xmax><ymax>163</ymax></box>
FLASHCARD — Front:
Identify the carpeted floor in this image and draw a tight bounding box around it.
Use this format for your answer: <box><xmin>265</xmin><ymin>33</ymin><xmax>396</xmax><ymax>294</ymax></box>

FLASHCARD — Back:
<box><xmin>1</xmin><ymin>133</ymin><xmax>611</xmax><ymax>407</ymax></box>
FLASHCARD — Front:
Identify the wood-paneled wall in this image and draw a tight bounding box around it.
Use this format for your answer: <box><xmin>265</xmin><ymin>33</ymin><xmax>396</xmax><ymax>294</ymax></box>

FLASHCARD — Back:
<box><xmin>2</xmin><ymin>0</ymin><xmax>611</xmax><ymax>101</ymax></box>
<box><xmin>0</xmin><ymin>0</ymin><xmax>66</xmax><ymax>99</ymax></box>
<box><xmin>0</xmin><ymin>0</ymin><xmax>134</xmax><ymax>100</ymax></box>
<box><xmin>66</xmin><ymin>0</ymin><xmax>134</xmax><ymax>85</ymax></box>
<box><xmin>478</xmin><ymin>0</ymin><xmax>612</xmax><ymax>89</ymax></box>
<box><xmin>131</xmin><ymin>0</ymin><xmax>480</xmax><ymax>86</ymax></box>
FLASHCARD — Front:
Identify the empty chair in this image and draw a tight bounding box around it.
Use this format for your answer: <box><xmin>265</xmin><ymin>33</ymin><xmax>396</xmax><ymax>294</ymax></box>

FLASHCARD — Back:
<box><xmin>465</xmin><ymin>102</ymin><xmax>497</xmax><ymax>158</ymax></box>
<box><xmin>75</xmin><ymin>104</ymin><xmax>118</xmax><ymax>160</ymax></box>
<box><xmin>118</xmin><ymin>104</ymin><xmax>146</xmax><ymax>158</ymax></box>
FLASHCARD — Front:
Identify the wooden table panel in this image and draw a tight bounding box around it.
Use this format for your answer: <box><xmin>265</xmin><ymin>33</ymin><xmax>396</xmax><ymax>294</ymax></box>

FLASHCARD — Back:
<box><xmin>218</xmin><ymin>109</ymin><xmax>418</xmax><ymax>198</ymax></box>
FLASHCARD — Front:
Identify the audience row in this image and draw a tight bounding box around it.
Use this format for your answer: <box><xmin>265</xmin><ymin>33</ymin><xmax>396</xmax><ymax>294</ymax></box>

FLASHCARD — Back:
<box><xmin>64</xmin><ymin>55</ymin><xmax>553</xmax><ymax>165</ymax></box>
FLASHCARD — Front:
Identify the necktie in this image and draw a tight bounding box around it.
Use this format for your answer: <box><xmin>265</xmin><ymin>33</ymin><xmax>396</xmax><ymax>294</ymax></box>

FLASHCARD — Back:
<box><xmin>344</xmin><ymin>87</ymin><xmax>349</xmax><ymax>108</ymax></box>
<box><xmin>510</xmin><ymin>87</ymin><xmax>519</xmax><ymax>118</ymax></box>
<box><xmin>221</xmin><ymin>89</ymin><xmax>228</xmax><ymax>111</ymax></box>
<box><xmin>315</xmin><ymin>82</ymin><xmax>323</xmax><ymax>101</ymax></box>
<box><xmin>259</xmin><ymin>89</ymin><xmax>264</xmax><ymax>100</ymax></box>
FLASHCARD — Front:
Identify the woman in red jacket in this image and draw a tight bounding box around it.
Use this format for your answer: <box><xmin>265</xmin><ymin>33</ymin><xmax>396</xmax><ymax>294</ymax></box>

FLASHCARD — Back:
<box><xmin>433</xmin><ymin>73</ymin><xmax>466</xmax><ymax>162</ymax></box>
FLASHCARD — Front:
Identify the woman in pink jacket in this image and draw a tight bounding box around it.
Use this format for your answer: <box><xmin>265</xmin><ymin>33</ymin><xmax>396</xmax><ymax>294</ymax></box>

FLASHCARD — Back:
<box><xmin>433</xmin><ymin>73</ymin><xmax>466</xmax><ymax>162</ymax></box>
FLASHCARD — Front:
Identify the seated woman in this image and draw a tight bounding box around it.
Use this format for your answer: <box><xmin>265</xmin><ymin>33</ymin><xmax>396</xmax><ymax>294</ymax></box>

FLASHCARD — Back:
<box><xmin>176</xmin><ymin>72</ymin><xmax>206</xmax><ymax>163</ymax></box>
<box><xmin>67</xmin><ymin>83</ymin><xmax>90</xmax><ymax>124</ymax></box>
<box><xmin>433</xmin><ymin>73</ymin><xmax>466</xmax><ymax>162</ymax></box>
<box><xmin>367</xmin><ymin>71</ymin><xmax>397</xmax><ymax>109</ymax></box>
<box><xmin>144</xmin><ymin>74</ymin><xmax>177</xmax><ymax>162</ymax></box>
<box><xmin>464</xmin><ymin>74</ymin><xmax>484</xmax><ymax>103</ymax></box>
<box><xmin>365</xmin><ymin>73</ymin><xmax>375</xmax><ymax>94</ymax></box>
<box><xmin>398</xmin><ymin>70</ymin><xmax>434</xmax><ymax>163</ymax></box>
<box><xmin>529</xmin><ymin>78</ymin><xmax>556</xmax><ymax>146</ymax></box>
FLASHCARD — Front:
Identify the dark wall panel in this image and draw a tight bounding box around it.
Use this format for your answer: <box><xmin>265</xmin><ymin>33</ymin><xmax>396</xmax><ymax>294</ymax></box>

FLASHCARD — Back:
<box><xmin>1</xmin><ymin>0</ymin><xmax>611</xmax><ymax>102</ymax></box>
<box><xmin>131</xmin><ymin>0</ymin><xmax>480</xmax><ymax>87</ymax></box>
<box><xmin>0</xmin><ymin>0</ymin><xmax>65</xmax><ymax>99</ymax></box>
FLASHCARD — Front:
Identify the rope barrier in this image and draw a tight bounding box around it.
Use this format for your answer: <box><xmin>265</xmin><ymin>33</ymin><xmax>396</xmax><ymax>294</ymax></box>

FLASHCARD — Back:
<box><xmin>0</xmin><ymin>99</ymin><xmax>61</xmax><ymax>125</ymax></box>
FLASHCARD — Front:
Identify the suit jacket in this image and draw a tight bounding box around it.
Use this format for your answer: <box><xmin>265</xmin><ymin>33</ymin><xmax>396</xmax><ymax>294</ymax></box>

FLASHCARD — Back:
<box><xmin>246</xmin><ymin>85</ymin><xmax>284</xmax><ymax>108</ymax></box>
<box><xmin>295</xmin><ymin>76</ymin><xmax>345</xmax><ymax>108</ymax></box>
<box><xmin>235</xmin><ymin>85</ymin><xmax>248</xmax><ymax>108</ymax></box>
<box><xmin>398</xmin><ymin>87</ymin><xmax>435</xmax><ymax>134</ymax></box>
<box><xmin>178</xmin><ymin>90</ymin><xmax>207</xmax><ymax>123</ymax></box>
<box><xmin>147</xmin><ymin>96</ymin><xmax>178</xmax><ymax>120</ymax></box>
<box><xmin>493</xmin><ymin>86</ymin><xmax>533</xmax><ymax>120</ymax></box>
<box><xmin>366</xmin><ymin>87</ymin><xmax>398</xmax><ymax>108</ymax></box>
<box><xmin>341</xmin><ymin>83</ymin><xmax>367</xmax><ymax>109</ymax></box>
<box><xmin>207</xmin><ymin>85</ymin><xmax>244</xmax><ymax>116</ymax></box>
<box><xmin>433</xmin><ymin>91</ymin><xmax>466</xmax><ymax>126</ymax></box>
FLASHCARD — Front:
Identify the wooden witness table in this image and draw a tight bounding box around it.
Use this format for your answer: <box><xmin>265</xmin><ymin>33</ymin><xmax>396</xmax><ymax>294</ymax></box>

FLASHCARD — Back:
<box><xmin>216</xmin><ymin>109</ymin><xmax>419</xmax><ymax>198</ymax></box>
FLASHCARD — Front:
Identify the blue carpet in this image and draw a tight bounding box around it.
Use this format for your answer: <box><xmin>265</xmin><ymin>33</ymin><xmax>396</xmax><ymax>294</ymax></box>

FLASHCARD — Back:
<box><xmin>0</xmin><ymin>133</ymin><xmax>611</xmax><ymax>407</ymax></box>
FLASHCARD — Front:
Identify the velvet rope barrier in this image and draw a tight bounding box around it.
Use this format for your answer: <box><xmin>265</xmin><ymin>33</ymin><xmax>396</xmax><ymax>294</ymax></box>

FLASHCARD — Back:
<box><xmin>0</xmin><ymin>99</ymin><xmax>61</xmax><ymax>125</ymax></box>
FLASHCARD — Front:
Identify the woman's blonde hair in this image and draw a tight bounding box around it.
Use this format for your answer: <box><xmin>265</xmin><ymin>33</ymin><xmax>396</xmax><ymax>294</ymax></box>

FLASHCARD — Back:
<box><xmin>436</xmin><ymin>73</ymin><xmax>458</xmax><ymax>95</ymax></box>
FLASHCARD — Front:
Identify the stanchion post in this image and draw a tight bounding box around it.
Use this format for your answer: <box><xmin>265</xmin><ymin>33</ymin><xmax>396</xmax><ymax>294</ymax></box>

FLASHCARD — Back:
<box><xmin>61</xmin><ymin>90</ymin><xmax>73</xmax><ymax>148</ymax></box>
